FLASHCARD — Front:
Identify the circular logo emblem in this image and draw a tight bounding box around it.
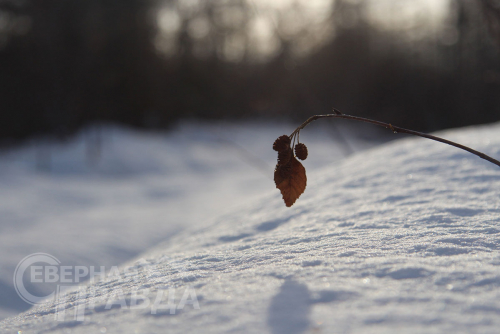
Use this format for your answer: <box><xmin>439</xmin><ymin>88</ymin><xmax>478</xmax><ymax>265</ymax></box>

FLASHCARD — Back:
<box><xmin>14</xmin><ymin>253</ymin><xmax>61</xmax><ymax>305</ymax></box>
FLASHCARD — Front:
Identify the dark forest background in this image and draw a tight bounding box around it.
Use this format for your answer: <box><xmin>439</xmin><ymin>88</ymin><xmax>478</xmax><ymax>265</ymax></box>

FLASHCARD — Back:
<box><xmin>0</xmin><ymin>0</ymin><xmax>500</xmax><ymax>143</ymax></box>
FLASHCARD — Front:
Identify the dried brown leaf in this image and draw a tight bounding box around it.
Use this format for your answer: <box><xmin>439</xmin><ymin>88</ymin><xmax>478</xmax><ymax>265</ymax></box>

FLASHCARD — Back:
<box><xmin>274</xmin><ymin>156</ymin><xmax>307</xmax><ymax>207</ymax></box>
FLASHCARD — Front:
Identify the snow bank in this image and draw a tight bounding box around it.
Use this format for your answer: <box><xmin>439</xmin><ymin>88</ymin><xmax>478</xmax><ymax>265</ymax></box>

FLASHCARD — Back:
<box><xmin>2</xmin><ymin>122</ymin><xmax>500</xmax><ymax>333</ymax></box>
<box><xmin>0</xmin><ymin>121</ymin><xmax>376</xmax><ymax>320</ymax></box>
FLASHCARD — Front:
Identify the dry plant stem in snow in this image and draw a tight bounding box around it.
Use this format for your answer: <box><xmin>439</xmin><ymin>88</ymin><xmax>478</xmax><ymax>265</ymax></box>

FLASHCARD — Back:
<box><xmin>274</xmin><ymin>108</ymin><xmax>500</xmax><ymax>208</ymax></box>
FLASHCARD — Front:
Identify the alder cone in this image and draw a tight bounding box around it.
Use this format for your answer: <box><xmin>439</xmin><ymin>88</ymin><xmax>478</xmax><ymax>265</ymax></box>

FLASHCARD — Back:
<box><xmin>277</xmin><ymin>148</ymin><xmax>292</xmax><ymax>166</ymax></box>
<box><xmin>273</xmin><ymin>135</ymin><xmax>291</xmax><ymax>152</ymax></box>
<box><xmin>294</xmin><ymin>143</ymin><xmax>308</xmax><ymax>160</ymax></box>
<box><xmin>274</xmin><ymin>156</ymin><xmax>307</xmax><ymax>207</ymax></box>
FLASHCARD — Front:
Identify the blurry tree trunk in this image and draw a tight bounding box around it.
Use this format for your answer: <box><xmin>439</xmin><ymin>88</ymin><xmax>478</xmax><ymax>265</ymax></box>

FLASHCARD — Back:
<box><xmin>479</xmin><ymin>0</ymin><xmax>500</xmax><ymax>48</ymax></box>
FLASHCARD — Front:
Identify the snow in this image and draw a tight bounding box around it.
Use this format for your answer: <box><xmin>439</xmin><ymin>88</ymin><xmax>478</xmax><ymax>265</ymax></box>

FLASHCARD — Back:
<box><xmin>0</xmin><ymin>121</ymin><xmax>377</xmax><ymax>320</ymax></box>
<box><xmin>1</xmin><ymin>120</ymin><xmax>500</xmax><ymax>333</ymax></box>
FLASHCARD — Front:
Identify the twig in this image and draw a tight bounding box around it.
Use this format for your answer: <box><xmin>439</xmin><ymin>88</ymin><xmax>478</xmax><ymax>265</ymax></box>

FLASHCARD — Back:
<box><xmin>290</xmin><ymin>109</ymin><xmax>500</xmax><ymax>168</ymax></box>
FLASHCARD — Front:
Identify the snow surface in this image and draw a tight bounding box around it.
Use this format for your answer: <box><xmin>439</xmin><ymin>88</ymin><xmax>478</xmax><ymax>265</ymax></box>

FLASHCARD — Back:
<box><xmin>0</xmin><ymin>121</ymin><xmax>377</xmax><ymax>321</ymax></box>
<box><xmin>2</xmin><ymin>121</ymin><xmax>500</xmax><ymax>333</ymax></box>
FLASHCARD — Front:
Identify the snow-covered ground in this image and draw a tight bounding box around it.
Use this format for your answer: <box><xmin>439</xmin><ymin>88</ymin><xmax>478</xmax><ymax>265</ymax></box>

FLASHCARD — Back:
<box><xmin>0</xmin><ymin>120</ymin><xmax>378</xmax><ymax>321</ymax></box>
<box><xmin>2</xmin><ymin>120</ymin><xmax>500</xmax><ymax>333</ymax></box>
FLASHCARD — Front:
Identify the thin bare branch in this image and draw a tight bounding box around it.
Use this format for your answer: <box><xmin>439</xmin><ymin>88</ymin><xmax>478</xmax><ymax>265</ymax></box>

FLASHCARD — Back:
<box><xmin>290</xmin><ymin>110</ymin><xmax>500</xmax><ymax>168</ymax></box>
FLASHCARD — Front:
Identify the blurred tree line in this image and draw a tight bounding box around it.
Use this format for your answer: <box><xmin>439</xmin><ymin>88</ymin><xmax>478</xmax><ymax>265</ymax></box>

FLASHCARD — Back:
<box><xmin>0</xmin><ymin>0</ymin><xmax>499</xmax><ymax>142</ymax></box>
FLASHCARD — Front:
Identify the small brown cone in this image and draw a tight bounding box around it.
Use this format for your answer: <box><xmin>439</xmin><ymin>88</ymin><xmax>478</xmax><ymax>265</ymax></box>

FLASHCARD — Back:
<box><xmin>277</xmin><ymin>148</ymin><xmax>292</xmax><ymax>166</ymax></box>
<box><xmin>295</xmin><ymin>143</ymin><xmax>308</xmax><ymax>160</ymax></box>
<box><xmin>273</xmin><ymin>135</ymin><xmax>291</xmax><ymax>152</ymax></box>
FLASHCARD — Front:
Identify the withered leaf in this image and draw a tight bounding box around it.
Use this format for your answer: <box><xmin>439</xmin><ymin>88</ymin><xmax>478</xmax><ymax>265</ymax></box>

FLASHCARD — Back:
<box><xmin>274</xmin><ymin>156</ymin><xmax>307</xmax><ymax>207</ymax></box>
